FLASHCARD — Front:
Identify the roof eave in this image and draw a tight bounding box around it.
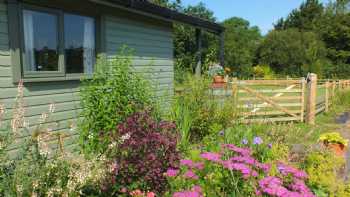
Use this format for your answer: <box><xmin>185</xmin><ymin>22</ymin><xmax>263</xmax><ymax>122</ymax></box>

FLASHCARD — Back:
<box><xmin>95</xmin><ymin>0</ymin><xmax>225</xmax><ymax>34</ymax></box>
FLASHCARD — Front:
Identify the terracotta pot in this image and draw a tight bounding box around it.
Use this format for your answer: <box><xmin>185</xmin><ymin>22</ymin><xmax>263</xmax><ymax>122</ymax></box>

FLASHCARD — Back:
<box><xmin>213</xmin><ymin>75</ymin><xmax>225</xmax><ymax>83</ymax></box>
<box><xmin>325</xmin><ymin>142</ymin><xmax>346</xmax><ymax>156</ymax></box>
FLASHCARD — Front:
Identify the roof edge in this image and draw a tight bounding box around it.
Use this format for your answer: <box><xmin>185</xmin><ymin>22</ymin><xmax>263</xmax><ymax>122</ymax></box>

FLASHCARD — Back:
<box><xmin>96</xmin><ymin>0</ymin><xmax>225</xmax><ymax>34</ymax></box>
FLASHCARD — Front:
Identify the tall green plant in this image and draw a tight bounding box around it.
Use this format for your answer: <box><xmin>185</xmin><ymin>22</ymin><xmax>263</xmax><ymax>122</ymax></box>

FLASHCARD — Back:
<box><xmin>79</xmin><ymin>49</ymin><xmax>155</xmax><ymax>154</ymax></box>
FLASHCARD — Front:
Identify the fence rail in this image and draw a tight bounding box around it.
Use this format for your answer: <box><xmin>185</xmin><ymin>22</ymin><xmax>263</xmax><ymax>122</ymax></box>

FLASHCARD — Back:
<box><xmin>209</xmin><ymin>74</ymin><xmax>350</xmax><ymax>125</ymax></box>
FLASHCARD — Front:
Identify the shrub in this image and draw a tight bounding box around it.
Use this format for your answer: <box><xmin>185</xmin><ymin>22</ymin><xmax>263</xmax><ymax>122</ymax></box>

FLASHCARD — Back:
<box><xmin>79</xmin><ymin>49</ymin><xmax>155</xmax><ymax>154</ymax></box>
<box><xmin>104</xmin><ymin>110</ymin><xmax>181</xmax><ymax>195</ymax></box>
<box><xmin>302</xmin><ymin>150</ymin><xmax>348</xmax><ymax>197</ymax></box>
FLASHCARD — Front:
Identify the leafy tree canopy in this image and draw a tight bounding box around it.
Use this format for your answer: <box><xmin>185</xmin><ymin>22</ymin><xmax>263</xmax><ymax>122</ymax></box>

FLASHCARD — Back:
<box><xmin>222</xmin><ymin>17</ymin><xmax>262</xmax><ymax>77</ymax></box>
<box><xmin>257</xmin><ymin>29</ymin><xmax>327</xmax><ymax>76</ymax></box>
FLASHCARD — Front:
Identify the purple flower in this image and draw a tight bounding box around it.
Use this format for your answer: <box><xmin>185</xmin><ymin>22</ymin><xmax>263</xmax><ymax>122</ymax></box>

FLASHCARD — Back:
<box><xmin>241</xmin><ymin>138</ymin><xmax>248</xmax><ymax>145</ymax></box>
<box><xmin>268</xmin><ymin>143</ymin><xmax>273</xmax><ymax>149</ymax></box>
<box><xmin>218</xmin><ymin>130</ymin><xmax>225</xmax><ymax>136</ymax></box>
<box><xmin>253</xmin><ymin>137</ymin><xmax>263</xmax><ymax>145</ymax></box>
<box><xmin>165</xmin><ymin>168</ymin><xmax>179</xmax><ymax>177</ymax></box>
<box><xmin>200</xmin><ymin>152</ymin><xmax>222</xmax><ymax>162</ymax></box>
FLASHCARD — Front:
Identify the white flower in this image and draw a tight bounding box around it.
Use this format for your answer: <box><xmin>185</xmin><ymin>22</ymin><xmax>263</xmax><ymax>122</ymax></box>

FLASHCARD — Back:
<box><xmin>49</xmin><ymin>103</ymin><xmax>56</xmax><ymax>113</ymax></box>
<box><xmin>108</xmin><ymin>141</ymin><xmax>118</xmax><ymax>149</ymax></box>
<box><xmin>120</xmin><ymin>133</ymin><xmax>131</xmax><ymax>143</ymax></box>
<box><xmin>88</xmin><ymin>133</ymin><xmax>94</xmax><ymax>140</ymax></box>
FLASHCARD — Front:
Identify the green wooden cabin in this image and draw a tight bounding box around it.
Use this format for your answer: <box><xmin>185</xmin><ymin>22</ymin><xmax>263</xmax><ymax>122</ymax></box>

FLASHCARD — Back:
<box><xmin>0</xmin><ymin>0</ymin><xmax>224</xmax><ymax>154</ymax></box>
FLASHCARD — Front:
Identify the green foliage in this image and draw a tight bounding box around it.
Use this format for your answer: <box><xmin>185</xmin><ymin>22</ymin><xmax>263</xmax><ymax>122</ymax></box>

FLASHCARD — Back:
<box><xmin>79</xmin><ymin>49</ymin><xmax>155</xmax><ymax>154</ymax></box>
<box><xmin>222</xmin><ymin>17</ymin><xmax>262</xmax><ymax>77</ymax></box>
<box><xmin>302</xmin><ymin>151</ymin><xmax>348</xmax><ymax>197</ymax></box>
<box><xmin>257</xmin><ymin>29</ymin><xmax>327</xmax><ymax>76</ymax></box>
<box><xmin>273</xmin><ymin>0</ymin><xmax>350</xmax><ymax>77</ymax></box>
<box><xmin>170</xmin><ymin>76</ymin><xmax>236</xmax><ymax>150</ymax></box>
<box><xmin>253</xmin><ymin>64</ymin><xmax>276</xmax><ymax>79</ymax></box>
<box><xmin>275</xmin><ymin>0</ymin><xmax>324</xmax><ymax>31</ymax></box>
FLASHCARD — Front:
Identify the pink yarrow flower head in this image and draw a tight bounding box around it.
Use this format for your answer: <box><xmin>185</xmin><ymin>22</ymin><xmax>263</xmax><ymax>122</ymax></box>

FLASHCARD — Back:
<box><xmin>222</xmin><ymin>144</ymin><xmax>251</xmax><ymax>156</ymax></box>
<box><xmin>183</xmin><ymin>170</ymin><xmax>199</xmax><ymax>180</ymax></box>
<box><xmin>165</xmin><ymin>168</ymin><xmax>179</xmax><ymax>177</ymax></box>
<box><xmin>173</xmin><ymin>186</ymin><xmax>203</xmax><ymax>197</ymax></box>
<box><xmin>192</xmin><ymin>162</ymin><xmax>205</xmax><ymax>170</ymax></box>
<box><xmin>200</xmin><ymin>152</ymin><xmax>222</xmax><ymax>162</ymax></box>
<box><xmin>277</xmin><ymin>163</ymin><xmax>308</xmax><ymax>179</ymax></box>
<box><xmin>180</xmin><ymin>159</ymin><xmax>194</xmax><ymax>168</ymax></box>
<box><xmin>147</xmin><ymin>192</ymin><xmax>156</xmax><ymax>197</ymax></box>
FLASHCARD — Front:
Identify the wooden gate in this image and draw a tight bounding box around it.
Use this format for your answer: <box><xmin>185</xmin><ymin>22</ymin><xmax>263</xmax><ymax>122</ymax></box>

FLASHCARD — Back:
<box><xmin>232</xmin><ymin>79</ymin><xmax>306</xmax><ymax>123</ymax></box>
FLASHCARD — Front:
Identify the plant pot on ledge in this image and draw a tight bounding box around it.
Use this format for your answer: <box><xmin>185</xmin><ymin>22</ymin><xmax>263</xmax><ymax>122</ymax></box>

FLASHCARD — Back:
<box><xmin>319</xmin><ymin>132</ymin><xmax>348</xmax><ymax>157</ymax></box>
<box><xmin>324</xmin><ymin>141</ymin><xmax>347</xmax><ymax>157</ymax></box>
<box><xmin>212</xmin><ymin>75</ymin><xmax>226</xmax><ymax>88</ymax></box>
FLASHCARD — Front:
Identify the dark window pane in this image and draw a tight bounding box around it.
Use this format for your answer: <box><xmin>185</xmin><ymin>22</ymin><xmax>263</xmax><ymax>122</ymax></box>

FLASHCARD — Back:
<box><xmin>23</xmin><ymin>10</ymin><xmax>59</xmax><ymax>71</ymax></box>
<box><xmin>64</xmin><ymin>14</ymin><xmax>95</xmax><ymax>74</ymax></box>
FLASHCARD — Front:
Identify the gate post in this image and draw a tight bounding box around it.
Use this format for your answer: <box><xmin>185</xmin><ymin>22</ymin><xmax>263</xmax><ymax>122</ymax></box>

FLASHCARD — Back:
<box><xmin>325</xmin><ymin>81</ymin><xmax>329</xmax><ymax>112</ymax></box>
<box><xmin>300</xmin><ymin>78</ymin><xmax>306</xmax><ymax>122</ymax></box>
<box><xmin>306</xmin><ymin>73</ymin><xmax>317</xmax><ymax>125</ymax></box>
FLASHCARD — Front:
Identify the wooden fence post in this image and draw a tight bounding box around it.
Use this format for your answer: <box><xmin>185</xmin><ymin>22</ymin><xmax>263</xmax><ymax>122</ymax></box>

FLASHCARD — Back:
<box><xmin>232</xmin><ymin>77</ymin><xmax>238</xmax><ymax>109</ymax></box>
<box><xmin>325</xmin><ymin>81</ymin><xmax>329</xmax><ymax>112</ymax></box>
<box><xmin>301</xmin><ymin>78</ymin><xmax>306</xmax><ymax>122</ymax></box>
<box><xmin>306</xmin><ymin>73</ymin><xmax>317</xmax><ymax>125</ymax></box>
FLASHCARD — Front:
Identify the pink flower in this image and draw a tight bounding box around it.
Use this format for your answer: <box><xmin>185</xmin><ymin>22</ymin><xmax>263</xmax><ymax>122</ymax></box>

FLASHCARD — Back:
<box><xmin>183</xmin><ymin>170</ymin><xmax>199</xmax><ymax>180</ymax></box>
<box><xmin>192</xmin><ymin>162</ymin><xmax>205</xmax><ymax>170</ymax></box>
<box><xmin>200</xmin><ymin>152</ymin><xmax>222</xmax><ymax>162</ymax></box>
<box><xmin>180</xmin><ymin>159</ymin><xmax>194</xmax><ymax>167</ymax></box>
<box><xmin>192</xmin><ymin>185</ymin><xmax>202</xmax><ymax>193</ymax></box>
<box><xmin>130</xmin><ymin>189</ymin><xmax>144</xmax><ymax>196</ymax></box>
<box><xmin>222</xmin><ymin>144</ymin><xmax>251</xmax><ymax>156</ymax></box>
<box><xmin>147</xmin><ymin>192</ymin><xmax>156</xmax><ymax>197</ymax></box>
<box><xmin>165</xmin><ymin>168</ymin><xmax>179</xmax><ymax>177</ymax></box>
<box><xmin>120</xmin><ymin>187</ymin><xmax>127</xmax><ymax>193</ymax></box>
<box><xmin>173</xmin><ymin>186</ymin><xmax>203</xmax><ymax>197</ymax></box>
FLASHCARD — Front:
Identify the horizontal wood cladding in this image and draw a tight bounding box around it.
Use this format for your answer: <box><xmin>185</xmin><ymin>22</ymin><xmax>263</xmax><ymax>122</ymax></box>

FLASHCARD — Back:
<box><xmin>0</xmin><ymin>1</ymin><xmax>175</xmax><ymax>155</ymax></box>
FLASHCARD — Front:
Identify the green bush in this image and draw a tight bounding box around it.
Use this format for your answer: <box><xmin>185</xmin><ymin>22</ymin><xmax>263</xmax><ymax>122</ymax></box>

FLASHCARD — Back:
<box><xmin>302</xmin><ymin>150</ymin><xmax>348</xmax><ymax>197</ymax></box>
<box><xmin>79</xmin><ymin>49</ymin><xmax>155</xmax><ymax>154</ymax></box>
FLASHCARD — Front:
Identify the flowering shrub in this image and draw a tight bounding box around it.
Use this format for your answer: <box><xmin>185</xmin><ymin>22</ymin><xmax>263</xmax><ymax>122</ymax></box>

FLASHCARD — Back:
<box><xmin>166</xmin><ymin>142</ymin><xmax>315</xmax><ymax>197</ymax></box>
<box><xmin>105</xmin><ymin>110</ymin><xmax>181</xmax><ymax>195</ymax></box>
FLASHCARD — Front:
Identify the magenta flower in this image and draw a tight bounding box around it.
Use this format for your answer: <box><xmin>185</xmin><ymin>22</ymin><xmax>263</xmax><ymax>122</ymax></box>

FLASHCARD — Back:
<box><xmin>173</xmin><ymin>186</ymin><xmax>203</xmax><ymax>197</ymax></box>
<box><xmin>192</xmin><ymin>162</ymin><xmax>205</xmax><ymax>170</ymax></box>
<box><xmin>277</xmin><ymin>163</ymin><xmax>308</xmax><ymax>179</ymax></box>
<box><xmin>222</xmin><ymin>144</ymin><xmax>251</xmax><ymax>156</ymax></box>
<box><xmin>183</xmin><ymin>170</ymin><xmax>199</xmax><ymax>180</ymax></box>
<box><xmin>200</xmin><ymin>152</ymin><xmax>222</xmax><ymax>162</ymax></box>
<box><xmin>165</xmin><ymin>168</ymin><xmax>179</xmax><ymax>177</ymax></box>
<box><xmin>180</xmin><ymin>159</ymin><xmax>194</xmax><ymax>168</ymax></box>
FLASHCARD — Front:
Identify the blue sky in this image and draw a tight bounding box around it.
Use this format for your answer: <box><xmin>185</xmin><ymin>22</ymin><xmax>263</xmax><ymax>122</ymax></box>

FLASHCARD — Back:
<box><xmin>181</xmin><ymin>0</ymin><xmax>332</xmax><ymax>34</ymax></box>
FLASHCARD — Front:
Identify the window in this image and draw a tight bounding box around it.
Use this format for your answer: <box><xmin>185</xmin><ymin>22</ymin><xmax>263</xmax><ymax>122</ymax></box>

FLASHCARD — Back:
<box><xmin>21</xmin><ymin>7</ymin><xmax>96</xmax><ymax>79</ymax></box>
<box><xmin>64</xmin><ymin>14</ymin><xmax>95</xmax><ymax>74</ymax></box>
<box><xmin>23</xmin><ymin>10</ymin><xmax>59</xmax><ymax>72</ymax></box>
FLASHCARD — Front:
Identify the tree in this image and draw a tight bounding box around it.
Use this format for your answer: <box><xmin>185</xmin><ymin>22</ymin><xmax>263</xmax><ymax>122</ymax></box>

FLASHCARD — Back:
<box><xmin>274</xmin><ymin>0</ymin><xmax>324</xmax><ymax>31</ymax></box>
<box><xmin>257</xmin><ymin>29</ymin><xmax>327</xmax><ymax>76</ymax></box>
<box><xmin>222</xmin><ymin>17</ymin><xmax>262</xmax><ymax>77</ymax></box>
